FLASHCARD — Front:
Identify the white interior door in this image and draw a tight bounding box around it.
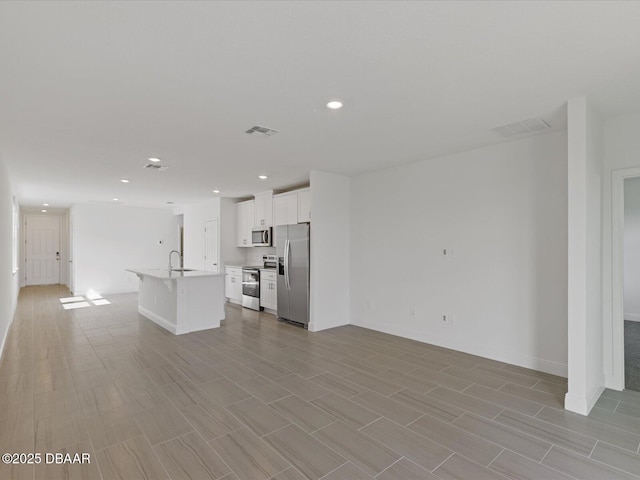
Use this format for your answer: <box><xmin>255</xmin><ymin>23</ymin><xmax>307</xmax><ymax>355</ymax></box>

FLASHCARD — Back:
<box><xmin>25</xmin><ymin>214</ymin><xmax>61</xmax><ymax>285</ymax></box>
<box><xmin>204</xmin><ymin>220</ymin><xmax>219</xmax><ymax>272</ymax></box>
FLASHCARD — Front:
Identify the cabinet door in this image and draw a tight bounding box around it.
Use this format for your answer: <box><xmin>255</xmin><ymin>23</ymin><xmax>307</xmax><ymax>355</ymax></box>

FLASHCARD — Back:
<box><xmin>297</xmin><ymin>189</ymin><xmax>311</xmax><ymax>223</ymax></box>
<box><xmin>260</xmin><ymin>279</ymin><xmax>277</xmax><ymax>310</ymax></box>
<box><xmin>236</xmin><ymin>200</ymin><xmax>255</xmax><ymax>247</ymax></box>
<box><xmin>254</xmin><ymin>191</ymin><xmax>273</xmax><ymax>227</ymax></box>
<box><xmin>225</xmin><ymin>275</ymin><xmax>233</xmax><ymax>299</ymax></box>
<box><xmin>273</xmin><ymin>195</ymin><xmax>287</xmax><ymax>226</ymax></box>
<box><xmin>284</xmin><ymin>194</ymin><xmax>298</xmax><ymax>224</ymax></box>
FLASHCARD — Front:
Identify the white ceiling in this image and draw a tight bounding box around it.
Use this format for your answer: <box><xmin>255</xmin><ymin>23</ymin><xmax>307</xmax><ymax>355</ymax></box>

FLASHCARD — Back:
<box><xmin>2</xmin><ymin>1</ymin><xmax>640</xmax><ymax>208</ymax></box>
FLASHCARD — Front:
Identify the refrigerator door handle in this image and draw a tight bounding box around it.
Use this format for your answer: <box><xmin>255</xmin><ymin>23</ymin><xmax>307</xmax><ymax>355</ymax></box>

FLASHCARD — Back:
<box><xmin>284</xmin><ymin>239</ymin><xmax>291</xmax><ymax>290</ymax></box>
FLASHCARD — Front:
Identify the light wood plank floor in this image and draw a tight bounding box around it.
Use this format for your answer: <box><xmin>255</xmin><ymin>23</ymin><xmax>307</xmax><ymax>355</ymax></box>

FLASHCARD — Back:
<box><xmin>1</xmin><ymin>285</ymin><xmax>640</xmax><ymax>479</ymax></box>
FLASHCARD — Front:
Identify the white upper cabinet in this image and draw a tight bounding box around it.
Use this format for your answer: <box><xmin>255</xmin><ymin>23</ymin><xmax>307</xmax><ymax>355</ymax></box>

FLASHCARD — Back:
<box><xmin>297</xmin><ymin>188</ymin><xmax>311</xmax><ymax>223</ymax></box>
<box><xmin>236</xmin><ymin>200</ymin><xmax>254</xmax><ymax>247</ymax></box>
<box><xmin>273</xmin><ymin>192</ymin><xmax>298</xmax><ymax>226</ymax></box>
<box><xmin>254</xmin><ymin>191</ymin><xmax>273</xmax><ymax>227</ymax></box>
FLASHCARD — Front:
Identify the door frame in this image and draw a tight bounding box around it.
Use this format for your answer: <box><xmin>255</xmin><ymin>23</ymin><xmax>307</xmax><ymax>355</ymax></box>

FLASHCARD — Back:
<box><xmin>610</xmin><ymin>166</ymin><xmax>640</xmax><ymax>390</ymax></box>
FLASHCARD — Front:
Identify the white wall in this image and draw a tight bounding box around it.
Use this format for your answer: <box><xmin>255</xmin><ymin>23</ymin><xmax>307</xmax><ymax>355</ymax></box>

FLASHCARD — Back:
<box><xmin>181</xmin><ymin>198</ymin><xmax>243</xmax><ymax>271</ymax></box>
<box><xmin>565</xmin><ymin>97</ymin><xmax>605</xmax><ymax>415</ymax></box>
<box><xmin>71</xmin><ymin>203</ymin><xmax>179</xmax><ymax>295</ymax></box>
<box><xmin>0</xmin><ymin>157</ymin><xmax>20</xmax><ymax>363</ymax></box>
<box><xmin>602</xmin><ymin>111</ymin><xmax>640</xmax><ymax>390</ymax></box>
<box><xmin>310</xmin><ymin>171</ymin><xmax>350</xmax><ymax>332</ymax></box>
<box><xmin>624</xmin><ymin>177</ymin><xmax>640</xmax><ymax>321</ymax></box>
<box><xmin>350</xmin><ymin>132</ymin><xmax>568</xmax><ymax>376</ymax></box>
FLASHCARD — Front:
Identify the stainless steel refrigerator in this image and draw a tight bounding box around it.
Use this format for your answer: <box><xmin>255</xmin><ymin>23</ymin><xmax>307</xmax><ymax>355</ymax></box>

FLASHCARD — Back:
<box><xmin>276</xmin><ymin>224</ymin><xmax>309</xmax><ymax>327</ymax></box>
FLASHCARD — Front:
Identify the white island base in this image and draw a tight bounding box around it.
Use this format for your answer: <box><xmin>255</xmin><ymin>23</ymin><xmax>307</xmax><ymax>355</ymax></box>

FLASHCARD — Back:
<box><xmin>127</xmin><ymin>269</ymin><xmax>225</xmax><ymax>335</ymax></box>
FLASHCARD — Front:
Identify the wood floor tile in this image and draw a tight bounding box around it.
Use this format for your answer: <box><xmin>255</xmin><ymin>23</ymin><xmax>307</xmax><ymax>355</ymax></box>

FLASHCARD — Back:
<box><xmin>96</xmin><ymin>435</ymin><xmax>168</xmax><ymax>480</ymax></box>
<box><xmin>308</xmin><ymin>372</ymin><xmax>367</xmax><ymax>398</ymax></box>
<box><xmin>590</xmin><ymin>441</ymin><xmax>640</xmax><ymax>477</ymax></box>
<box><xmin>227</xmin><ymin>397</ymin><xmax>290</xmax><ymax>436</ymax></box>
<box><xmin>180</xmin><ymin>402</ymin><xmax>241</xmax><ymax>440</ymax></box>
<box><xmin>312</xmin><ymin>421</ymin><xmax>401</xmax><ymax>476</ymax></box>
<box><xmin>34</xmin><ymin>388</ymin><xmax>81</xmax><ymax>420</ymax></box>
<box><xmin>494</xmin><ymin>409</ymin><xmax>595</xmax><ymax>456</ymax></box>
<box><xmin>536</xmin><ymin>406</ymin><xmax>640</xmax><ymax>453</ymax></box>
<box><xmin>452</xmin><ymin>412</ymin><xmax>551</xmax><ymax>461</ymax></box>
<box><xmin>342</xmin><ymin>370</ymin><xmax>402</xmax><ymax>396</ymax></box>
<box><xmin>390</xmin><ymin>388</ymin><xmax>466</xmax><ymax>423</ymax></box>
<box><xmin>542</xmin><ymin>446</ymin><xmax>638</xmax><ymax>480</ymax></box>
<box><xmin>159</xmin><ymin>379</ymin><xmax>210</xmax><ymax>408</ymax></box>
<box><xmin>133</xmin><ymin>404</ymin><xmax>194</xmax><ymax>445</ymax></box>
<box><xmin>34</xmin><ymin>440</ymin><xmax>101</xmax><ymax>480</ymax></box>
<box><xmin>427</xmin><ymin>386</ymin><xmax>504</xmax><ymax>419</ymax></box>
<box><xmin>434</xmin><ymin>453</ymin><xmax>509</xmax><ymax>480</ymax></box>
<box><xmin>35</xmin><ymin>412</ymin><xmax>89</xmax><ymax>452</ymax></box>
<box><xmin>263</xmin><ymin>424</ymin><xmax>346</xmax><ymax>480</ymax></box>
<box><xmin>376</xmin><ymin>369</ymin><xmax>439</xmax><ymax>393</ymax></box>
<box><xmin>320</xmin><ymin>462</ymin><xmax>374</xmax><ymax>480</ymax></box>
<box><xmin>376</xmin><ymin>458</ymin><xmax>439</xmax><ymax>480</ymax></box>
<box><xmin>271</xmin><ymin>467</ymin><xmax>308</xmax><ymax>480</ymax></box>
<box><xmin>499</xmin><ymin>383</ymin><xmax>564</xmax><ymax>409</ymax></box>
<box><xmin>198</xmin><ymin>377</ymin><xmax>252</xmax><ymax>406</ymax></box>
<box><xmin>237</xmin><ymin>375</ymin><xmax>291</xmax><ymax>403</ymax></box>
<box><xmin>441</xmin><ymin>365</ymin><xmax>508</xmax><ymax>389</ymax></box>
<box><xmin>489</xmin><ymin>449</ymin><xmax>576</xmax><ymax>480</ymax></box>
<box><xmin>473</xmin><ymin>364</ymin><xmax>540</xmax><ymax>387</ymax></box>
<box><xmin>269</xmin><ymin>395</ymin><xmax>337</xmax><ymax>433</ymax></box>
<box><xmin>587</xmin><ymin>406</ymin><xmax>640</xmax><ymax>436</ymax></box>
<box><xmin>272</xmin><ymin>373</ymin><xmax>329</xmax><ymax>401</ymax></box>
<box><xmin>85</xmin><ymin>410</ymin><xmax>143</xmax><ymax>450</ymax></box>
<box><xmin>311</xmin><ymin>393</ymin><xmax>381</xmax><ymax>428</ymax></box>
<box><xmin>210</xmin><ymin>428</ymin><xmax>291</xmax><ymax>480</ymax></box>
<box><xmin>360</xmin><ymin>417</ymin><xmax>453</xmax><ymax>471</ymax></box>
<box><xmin>352</xmin><ymin>390</ymin><xmax>422</xmax><ymax>426</ymax></box>
<box><xmin>408</xmin><ymin>366</ymin><xmax>474</xmax><ymax>391</ymax></box>
<box><xmin>463</xmin><ymin>384</ymin><xmax>544</xmax><ymax>417</ymax></box>
<box><xmin>408</xmin><ymin>414</ymin><xmax>503</xmax><ymax>467</ymax></box>
<box><xmin>155</xmin><ymin>431</ymin><xmax>231</xmax><ymax>480</ymax></box>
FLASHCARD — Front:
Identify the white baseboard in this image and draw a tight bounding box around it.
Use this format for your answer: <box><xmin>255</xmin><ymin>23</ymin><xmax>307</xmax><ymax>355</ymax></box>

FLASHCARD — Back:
<box><xmin>138</xmin><ymin>306</ymin><xmax>178</xmax><ymax>335</ymax></box>
<box><xmin>565</xmin><ymin>384</ymin><xmax>605</xmax><ymax>416</ymax></box>
<box><xmin>0</xmin><ymin>290</ymin><xmax>19</xmax><ymax>369</ymax></box>
<box><xmin>350</xmin><ymin>318</ymin><xmax>568</xmax><ymax>378</ymax></box>
<box><xmin>624</xmin><ymin>312</ymin><xmax>640</xmax><ymax>322</ymax></box>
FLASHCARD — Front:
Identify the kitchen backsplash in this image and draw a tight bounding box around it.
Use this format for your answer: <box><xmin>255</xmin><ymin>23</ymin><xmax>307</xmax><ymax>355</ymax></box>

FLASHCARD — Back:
<box><xmin>244</xmin><ymin>246</ymin><xmax>276</xmax><ymax>265</ymax></box>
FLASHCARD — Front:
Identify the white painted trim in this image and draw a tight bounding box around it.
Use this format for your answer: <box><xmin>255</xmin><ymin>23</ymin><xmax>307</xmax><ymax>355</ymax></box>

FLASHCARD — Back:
<box><xmin>624</xmin><ymin>313</ymin><xmax>640</xmax><ymax>322</ymax></box>
<box><xmin>564</xmin><ymin>384</ymin><xmax>605</xmax><ymax>416</ymax></box>
<box><xmin>610</xmin><ymin>167</ymin><xmax>640</xmax><ymax>390</ymax></box>
<box><xmin>138</xmin><ymin>306</ymin><xmax>178</xmax><ymax>335</ymax></box>
<box><xmin>0</xmin><ymin>291</ymin><xmax>18</xmax><ymax>369</ymax></box>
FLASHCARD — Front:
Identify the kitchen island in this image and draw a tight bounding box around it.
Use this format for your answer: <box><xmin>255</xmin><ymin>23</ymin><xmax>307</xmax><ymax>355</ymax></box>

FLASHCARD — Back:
<box><xmin>126</xmin><ymin>268</ymin><xmax>225</xmax><ymax>335</ymax></box>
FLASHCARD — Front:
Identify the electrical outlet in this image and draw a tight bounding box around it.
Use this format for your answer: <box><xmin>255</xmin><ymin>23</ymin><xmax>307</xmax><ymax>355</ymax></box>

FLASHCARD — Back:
<box><xmin>442</xmin><ymin>248</ymin><xmax>454</xmax><ymax>257</ymax></box>
<box><xmin>442</xmin><ymin>313</ymin><xmax>453</xmax><ymax>326</ymax></box>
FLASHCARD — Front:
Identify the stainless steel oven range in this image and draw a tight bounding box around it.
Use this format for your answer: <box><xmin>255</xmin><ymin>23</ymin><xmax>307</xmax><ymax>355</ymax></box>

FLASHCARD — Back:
<box><xmin>241</xmin><ymin>266</ymin><xmax>262</xmax><ymax>311</ymax></box>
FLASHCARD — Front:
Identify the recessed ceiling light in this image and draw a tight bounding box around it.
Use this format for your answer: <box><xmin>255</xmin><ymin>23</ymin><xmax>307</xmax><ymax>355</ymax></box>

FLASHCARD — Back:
<box><xmin>120</xmin><ymin>179</ymin><xmax>130</xmax><ymax>183</ymax></box>
<box><xmin>326</xmin><ymin>100</ymin><xmax>344</xmax><ymax>110</ymax></box>
<box><xmin>43</xmin><ymin>203</ymin><xmax>49</xmax><ymax>206</ymax></box>
<box><xmin>258</xmin><ymin>175</ymin><xmax>268</xmax><ymax>180</ymax></box>
<box><xmin>113</xmin><ymin>198</ymin><xmax>120</xmax><ymax>201</ymax></box>
<box><xmin>41</xmin><ymin>209</ymin><xmax>47</xmax><ymax>213</ymax></box>
<box><xmin>148</xmin><ymin>157</ymin><xmax>161</xmax><ymax>163</ymax></box>
<box><xmin>213</xmin><ymin>190</ymin><xmax>220</xmax><ymax>194</ymax></box>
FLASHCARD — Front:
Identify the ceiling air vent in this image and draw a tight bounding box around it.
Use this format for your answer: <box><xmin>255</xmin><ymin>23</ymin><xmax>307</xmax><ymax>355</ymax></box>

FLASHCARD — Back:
<box><xmin>144</xmin><ymin>163</ymin><xmax>168</xmax><ymax>171</ymax></box>
<box><xmin>245</xmin><ymin>125</ymin><xmax>278</xmax><ymax>137</ymax></box>
<box><xmin>491</xmin><ymin>117</ymin><xmax>551</xmax><ymax>138</ymax></box>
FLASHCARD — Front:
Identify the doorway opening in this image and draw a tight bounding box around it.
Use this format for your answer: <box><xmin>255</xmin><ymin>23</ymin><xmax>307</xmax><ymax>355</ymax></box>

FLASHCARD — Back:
<box><xmin>623</xmin><ymin>177</ymin><xmax>640</xmax><ymax>390</ymax></box>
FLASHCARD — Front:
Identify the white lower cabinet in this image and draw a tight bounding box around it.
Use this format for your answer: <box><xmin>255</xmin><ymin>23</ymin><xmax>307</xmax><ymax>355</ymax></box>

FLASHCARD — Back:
<box><xmin>260</xmin><ymin>270</ymin><xmax>277</xmax><ymax>311</ymax></box>
<box><xmin>225</xmin><ymin>267</ymin><xmax>243</xmax><ymax>304</ymax></box>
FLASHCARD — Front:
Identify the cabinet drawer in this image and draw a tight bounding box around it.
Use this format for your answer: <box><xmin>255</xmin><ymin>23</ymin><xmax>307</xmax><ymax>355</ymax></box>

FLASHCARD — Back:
<box><xmin>225</xmin><ymin>267</ymin><xmax>242</xmax><ymax>276</ymax></box>
<box><xmin>261</xmin><ymin>270</ymin><xmax>276</xmax><ymax>281</ymax></box>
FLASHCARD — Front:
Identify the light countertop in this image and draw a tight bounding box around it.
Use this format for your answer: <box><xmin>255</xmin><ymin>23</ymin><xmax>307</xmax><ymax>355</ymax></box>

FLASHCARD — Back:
<box><xmin>126</xmin><ymin>268</ymin><xmax>225</xmax><ymax>280</ymax></box>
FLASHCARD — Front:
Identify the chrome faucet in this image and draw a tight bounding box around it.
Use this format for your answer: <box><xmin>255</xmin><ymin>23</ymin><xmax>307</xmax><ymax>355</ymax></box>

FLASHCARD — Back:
<box><xmin>169</xmin><ymin>250</ymin><xmax>182</xmax><ymax>271</ymax></box>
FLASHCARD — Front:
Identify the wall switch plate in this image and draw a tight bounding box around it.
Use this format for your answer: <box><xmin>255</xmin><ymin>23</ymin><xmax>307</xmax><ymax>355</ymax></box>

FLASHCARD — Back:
<box><xmin>442</xmin><ymin>313</ymin><xmax>453</xmax><ymax>325</ymax></box>
<box><xmin>442</xmin><ymin>248</ymin><xmax>454</xmax><ymax>257</ymax></box>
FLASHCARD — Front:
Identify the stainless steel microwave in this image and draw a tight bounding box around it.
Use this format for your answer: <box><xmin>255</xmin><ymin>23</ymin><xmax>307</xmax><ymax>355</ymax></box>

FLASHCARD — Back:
<box><xmin>252</xmin><ymin>227</ymin><xmax>272</xmax><ymax>246</ymax></box>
